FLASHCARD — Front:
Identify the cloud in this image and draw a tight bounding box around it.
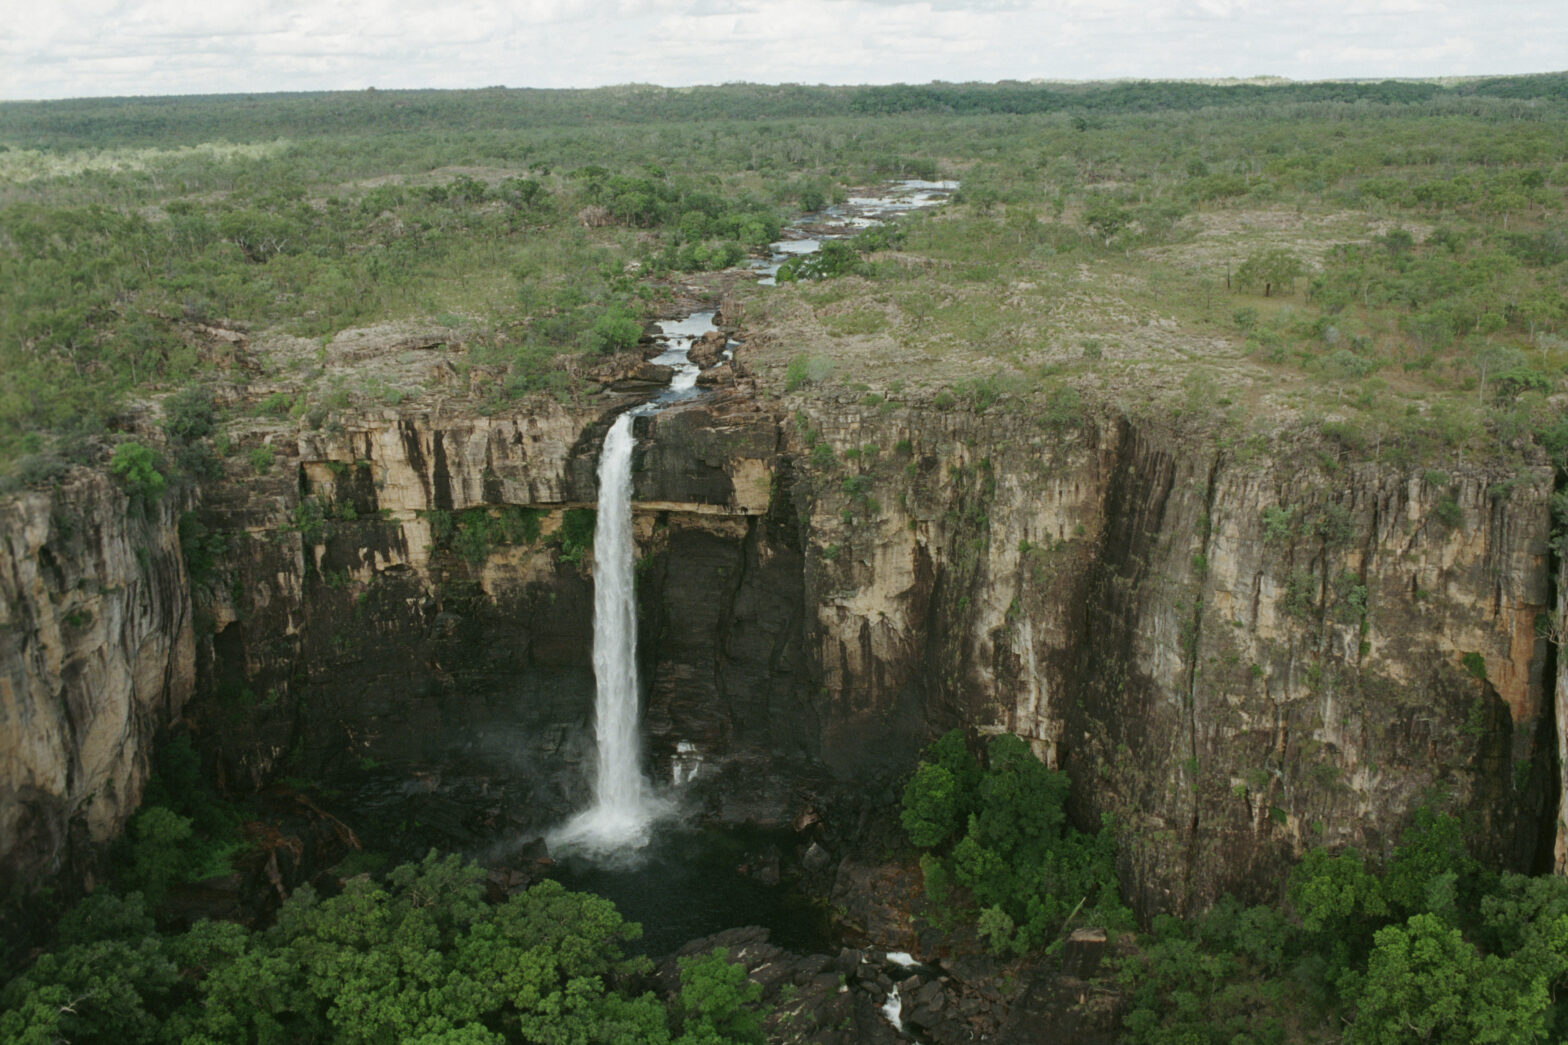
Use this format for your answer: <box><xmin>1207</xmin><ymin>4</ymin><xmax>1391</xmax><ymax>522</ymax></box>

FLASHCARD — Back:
<box><xmin>1</xmin><ymin>0</ymin><xmax>1564</xmax><ymax>100</ymax></box>
<box><xmin>824</xmin><ymin>0</ymin><xmax>1035</xmax><ymax>11</ymax></box>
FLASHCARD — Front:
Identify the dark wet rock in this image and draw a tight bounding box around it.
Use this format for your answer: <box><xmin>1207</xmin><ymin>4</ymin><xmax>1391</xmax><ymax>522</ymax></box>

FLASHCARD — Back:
<box><xmin>1062</xmin><ymin>926</ymin><xmax>1108</xmax><ymax>979</ymax></box>
<box><xmin>852</xmin><ymin>1006</ymin><xmax>904</xmax><ymax>1044</ymax></box>
<box><xmin>833</xmin><ymin>947</ymin><xmax>865</xmax><ymax>976</ymax></box>
<box><xmin>829</xmin><ymin>859</ymin><xmax>921</xmax><ymax>950</ymax></box>
<box><xmin>163</xmin><ymin>872</ymin><xmax>249</xmax><ymax>928</ymax></box>
<box><xmin>483</xmin><ymin>866</ymin><xmax>532</xmax><ymax>901</ymax></box>
<box><xmin>943</xmin><ymin>952</ymin><xmax>1000</xmax><ymax>985</ymax></box>
<box><xmin>802</xmin><ymin>841</ymin><xmax>832</xmax><ymax>871</ymax></box>
<box><xmin>740</xmin><ymin>844</ymin><xmax>781</xmax><ymax>886</ymax></box>
<box><xmin>994</xmin><ymin>968</ymin><xmax>1123</xmax><ymax>1045</ymax></box>
<box><xmin>912</xmin><ymin>977</ymin><xmax>947</xmax><ymax>1012</ymax></box>
<box><xmin>687</xmin><ymin>329</ymin><xmax>727</xmax><ymax>368</ymax></box>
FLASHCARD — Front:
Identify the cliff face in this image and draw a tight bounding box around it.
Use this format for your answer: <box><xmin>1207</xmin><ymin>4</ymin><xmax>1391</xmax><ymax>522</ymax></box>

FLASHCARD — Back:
<box><xmin>177</xmin><ymin>394</ymin><xmax>805</xmax><ymax>854</ymax></box>
<box><xmin>1</xmin><ymin>389</ymin><xmax>1560</xmax><ymax>915</ymax></box>
<box><xmin>787</xmin><ymin>401</ymin><xmax>1556</xmax><ymax>912</ymax></box>
<box><xmin>1557</xmin><ymin>550</ymin><xmax>1568</xmax><ymax>875</ymax></box>
<box><xmin>0</xmin><ymin>475</ymin><xmax>194</xmax><ymax>894</ymax></box>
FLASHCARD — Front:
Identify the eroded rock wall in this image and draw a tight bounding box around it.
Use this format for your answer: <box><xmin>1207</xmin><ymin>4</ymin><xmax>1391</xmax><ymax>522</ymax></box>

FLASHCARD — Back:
<box><xmin>1556</xmin><ymin>549</ymin><xmax>1567</xmax><ymax>875</ymax></box>
<box><xmin>0</xmin><ymin>475</ymin><xmax>194</xmax><ymax>897</ymax></box>
<box><xmin>2</xmin><ymin>390</ymin><xmax>1561</xmax><ymax>916</ymax></box>
<box><xmin>176</xmin><ymin>396</ymin><xmax>802</xmax><ymax>850</ymax></box>
<box><xmin>786</xmin><ymin>400</ymin><xmax>1557</xmax><ymax>913</ymax></box>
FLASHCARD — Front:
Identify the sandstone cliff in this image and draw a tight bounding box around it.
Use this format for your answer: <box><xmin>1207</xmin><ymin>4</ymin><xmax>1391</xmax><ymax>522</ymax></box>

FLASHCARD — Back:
<box><xmin>1</xmin><ymin>384</ymin><xmax>1561</xmax><ymax>917</ymax></box>
<box><xmin>786</xmin><ymin>399</ymin><xmax>1556</xmax><ymax>912</ymax></box>
<box><xmin>0</xmin><ymin>474</ymin><xmax>194</xmax><ymax>894</ymax></box>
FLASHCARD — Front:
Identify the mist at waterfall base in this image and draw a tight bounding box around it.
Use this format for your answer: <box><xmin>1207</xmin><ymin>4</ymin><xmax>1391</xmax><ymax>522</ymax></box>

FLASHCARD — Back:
<box><xmin>552</xmin><ymin>824</ymin><xmax>835</xmax><ymax>956</ymax></box>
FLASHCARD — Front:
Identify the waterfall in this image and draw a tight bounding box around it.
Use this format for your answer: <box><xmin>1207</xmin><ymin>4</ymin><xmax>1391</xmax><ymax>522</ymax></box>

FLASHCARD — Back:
<box><xmin>540</xmin><ymin>184</ymin><xmax>959</xmax><ymax>860</ymax></box>
<box><xmin>587</xmin><ymin>414</ymin><xmax>648</xmax><ymax>821</ymax></box>
<box><xmin>550</xmin><ymin>412</ymin><xmax>667</xmax><ymax>856</ymax></box>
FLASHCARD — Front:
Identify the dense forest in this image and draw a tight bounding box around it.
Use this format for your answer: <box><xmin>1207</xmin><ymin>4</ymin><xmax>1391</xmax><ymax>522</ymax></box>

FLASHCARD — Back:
<box><xmin>4</xmin><ymin>76</ymin><xmax>1568</xmax><ymax>1043</ymax></box>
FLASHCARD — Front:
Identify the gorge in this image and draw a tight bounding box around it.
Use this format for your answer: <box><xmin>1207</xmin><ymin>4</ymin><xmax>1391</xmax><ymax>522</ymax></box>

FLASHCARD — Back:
<box><xmin>4</xmin><ymin>78</ymin><xmax>1568</xmax><ymax>1042</ymax></box>
<box><xmin>3</xmin><ymin>349</ymin><xmax>1559</xmax><ymax>915</ymax></box>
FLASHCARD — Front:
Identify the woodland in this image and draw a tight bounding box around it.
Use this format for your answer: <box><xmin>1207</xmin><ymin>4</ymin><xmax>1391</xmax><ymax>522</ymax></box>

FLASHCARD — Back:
<box><xmin>3</xmin><ymin>75</ymin><xmax>1568</xmax><ymax>1043</ymax></box>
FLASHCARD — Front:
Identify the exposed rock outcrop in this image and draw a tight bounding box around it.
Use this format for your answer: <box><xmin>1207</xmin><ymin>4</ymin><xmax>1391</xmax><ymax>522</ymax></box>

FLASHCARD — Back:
<box><xmin>1</xmin><ymin>386</ymin><xmax>1562</xmax><ymax>918</ymax></box>
<box><xmin>0</xmin><ymin>475</ymin><xmax>194</xmax><ymax>896</ymax></box>
<box><xmin>788</xmin><ymin>403</ymin><xmax>1556</xmax><ymax>912</ymax></box>
<box><xmin>686</xmin><ymin>330</ymin><xmax>728</xmax><ymax>369</ymax></box>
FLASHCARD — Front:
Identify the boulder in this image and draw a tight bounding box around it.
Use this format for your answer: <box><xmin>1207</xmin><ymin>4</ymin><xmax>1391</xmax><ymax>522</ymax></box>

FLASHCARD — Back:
<box><xmin>687</xmin><ymin>329</ymin><xmax>728</xmax><ymax>368</ymax></box>
<box><xmin>695</xmin><ymin>361</ymin><xmax>738</xmax><ymax>387</ymax></box>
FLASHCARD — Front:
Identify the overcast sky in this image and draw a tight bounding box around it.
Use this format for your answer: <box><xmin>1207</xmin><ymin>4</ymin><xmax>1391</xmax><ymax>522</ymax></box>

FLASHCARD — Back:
<box><xmin>4</xmin><ymin>0</ymin><xmax>1566</xmax><ymax>101</ymax></box>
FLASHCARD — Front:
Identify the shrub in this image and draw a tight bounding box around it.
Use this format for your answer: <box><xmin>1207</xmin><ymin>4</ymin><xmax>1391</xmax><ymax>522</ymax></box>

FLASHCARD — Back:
<box><xmin>110</xmin><ymin>442</ymin><xmax>166</xmax><ymax>503</ymax></box>
<box><xmin>589</xmin><ymin>306</ymin><xmax>643</xmax><ymax>354</ymax></box>
<box><xmin>1461</xmin><ymin>651</ymin><xmax>1487</xmax><ymax>680</ymax></box>
<box><xmin>784</xmin><ymin>354</ymin><xmax>833</xmax><ymax>392</ymax></box>
<box><xmin>178</xmin><ymin>512</ymin><xmax>227</xmax><ymax>586</ymax></box>
<box><xmin>1261</xmin><ymin>505</ymin><xmax>1295</xmax><ymax>542</ymax></box>
<box><xmin>557</xmin><ymin>508</ymin><xmax>596</xmax><ymax>565</ymax></box>
<box><xmin>902</xmin><ymin>730</ymin><xmax>1128</xmax><ymax>956</ymax></box>
<box><xmin>1236</xmin><ymin>248</ymin><xmax>1304</xmax><ymax>296</ymax></box>
<box><xmin>162</xmin><ymin>387</ymin><xmax>216</xmax><ymax>444</ymax></box>
<box><xmin>777</xmin><ymin>239</ymin><xmax>862</xmax><ymax>282</ymax></box>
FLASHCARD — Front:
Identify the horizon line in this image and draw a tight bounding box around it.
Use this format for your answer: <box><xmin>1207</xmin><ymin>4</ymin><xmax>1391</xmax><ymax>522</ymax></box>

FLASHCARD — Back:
<box><xmin>4</xmin><ymin>70</ymin><xmax>1566</xmax><ymax>107</ymax></box>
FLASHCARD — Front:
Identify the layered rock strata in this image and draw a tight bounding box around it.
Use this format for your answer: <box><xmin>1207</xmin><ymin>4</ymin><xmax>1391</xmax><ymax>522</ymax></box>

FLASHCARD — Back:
<box><xmin>1</xmin><ymin>389</ymin><xmax>1561</xmax><ymax>916</ymax></box>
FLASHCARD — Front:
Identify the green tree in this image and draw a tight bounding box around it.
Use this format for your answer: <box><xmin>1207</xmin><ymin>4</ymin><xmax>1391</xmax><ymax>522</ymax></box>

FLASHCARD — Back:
<box><xmin>1083</xmin><ymin>197</ymin><xmax>1131</xmax><ymax>246</ymax></box>
<box><xmin>1236</xmin><ymin>248</ymin><xmax>1304</xmax><ymax>297</ymax></box>
<box><xmin>590</xmin><ymin>306</ymin><xmax>645</xmax><ymax>354</ymax></box>
<box><xmin>903</xmin><ymin>731</ymin><xmax>1126</xmax><ymax>956</ymax></box>
<box><xmin>125</xmin><ymin>806</ymin><xmax>196</xmax><ymax>905</ymax></box>
<box><xmin>1352</xmin><ymin>913</ymin><xmax>1549</xmax><ymax>1044</ymax></box>
<box><xmin>109</xmin><ymin>441</ymin><xmax>166</xmax><ymax>503</ymax></box>
<box><xmin>1382</xmin><ymin>810</ymin><xmax>1478</xmax><ymax>917</ymax></box>
<box><xmin>0</xmin><ymin>894</ymin><xmax>179</xmax><ymax>1045</ymax></box>
<box><xmin>901</xmin><ymin>763</ymin><xmax>962</xmax><ymax>848</ymax></box>
<box><xmin>1289</xmin><ymin>846</ymin><xmax>1388</xmax><ymax>936</ymax></box>
<box><xmin>161</xmin><ymin>386</ymin><xmax>216</xmax><ymax>443</ymax></box>
<box><xmin>673</xmin><ymin>948</ymin><xmax>765</xmax><ymax>1045</ymax></box>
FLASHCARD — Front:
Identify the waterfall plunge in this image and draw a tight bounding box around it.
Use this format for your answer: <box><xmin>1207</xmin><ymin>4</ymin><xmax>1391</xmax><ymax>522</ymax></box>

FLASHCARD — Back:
<box><xmin>549</xmin><ymin>413</ymin><xmax>669</xmax><ymax>857</ymax></box>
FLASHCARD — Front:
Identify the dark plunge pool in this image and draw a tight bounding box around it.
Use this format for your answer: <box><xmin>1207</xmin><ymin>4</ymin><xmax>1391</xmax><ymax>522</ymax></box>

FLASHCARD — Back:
<box><xmin>546</xmin><ymin>822</ymin><xmax>836</xmax><ymax>957</ymax></box>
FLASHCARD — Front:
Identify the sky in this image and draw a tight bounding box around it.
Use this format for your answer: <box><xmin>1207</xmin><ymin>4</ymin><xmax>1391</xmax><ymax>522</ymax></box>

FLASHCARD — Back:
<box><xmin>3</xmin><ymin>0</ymin><xmax>1566</xmax><ymax>101</ymax></box>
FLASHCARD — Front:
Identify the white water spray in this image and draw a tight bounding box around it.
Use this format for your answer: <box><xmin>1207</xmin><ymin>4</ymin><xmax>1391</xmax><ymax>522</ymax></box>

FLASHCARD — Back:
<box><xmin>881</xmin><ymin>983</ymin><xmax>904</xmax><ymax>1032</ymax></box>
<box><xmin>549</xmin><ymin>413</ymin><xmax>670</xmax><ymax>856</ymax></box>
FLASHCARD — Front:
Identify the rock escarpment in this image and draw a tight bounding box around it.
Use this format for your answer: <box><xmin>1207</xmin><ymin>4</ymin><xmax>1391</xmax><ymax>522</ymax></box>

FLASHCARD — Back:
<box><xmin>1</xmin><ymin>385</ymin><xmax>1562</xmax><ymax>916</ymax></box>
<box><xmin>790</xmin><ymin>402</ymin><xmax>1556</xmax><ymax>912</ymax></box>
<box><xmin>179</xmin><ymin>392</ymin><xmax>801</xmax><ymax>853</ymax></box>
<box><xmin>0</xmin><ymin>475</ymin><xmax>194</xmax><ymax>894</ymax></box>
<box><xmin>1557</xmin><ymin>550</ymin><xmax>1568</xmax><ymax>875</ymax></box>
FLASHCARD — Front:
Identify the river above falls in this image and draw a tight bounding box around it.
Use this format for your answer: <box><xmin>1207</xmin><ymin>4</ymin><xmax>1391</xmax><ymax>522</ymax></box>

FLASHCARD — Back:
<box><xmin>752</xmin><ymin>178</ymin><xmax>958</xmax><ymax>284</ymax></box>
